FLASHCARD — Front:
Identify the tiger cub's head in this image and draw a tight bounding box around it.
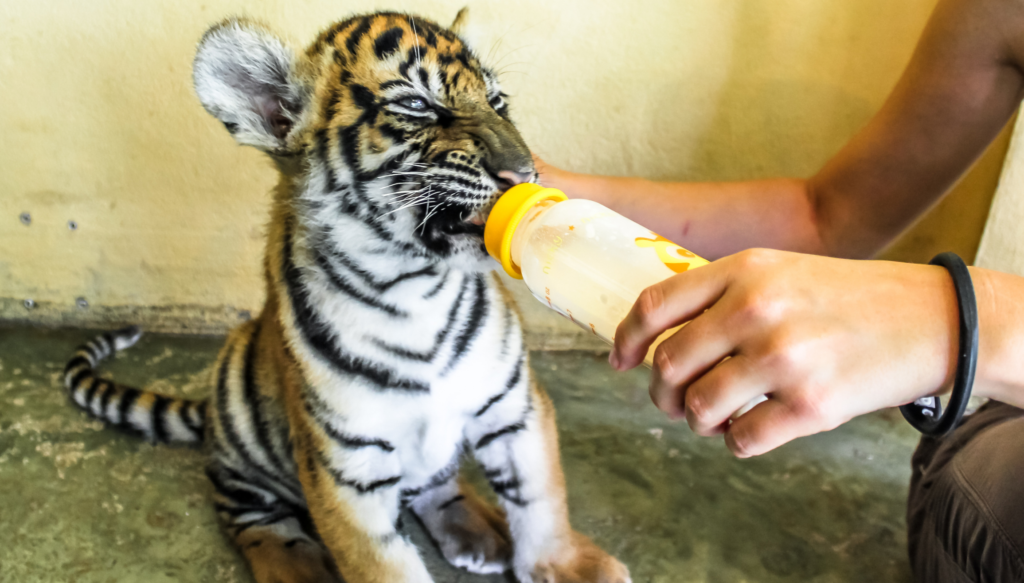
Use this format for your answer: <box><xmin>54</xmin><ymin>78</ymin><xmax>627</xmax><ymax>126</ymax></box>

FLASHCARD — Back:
<box><xmin>192</xmin><ymin>11</ymin><xmax>534</xmax><ymax>269</ymax></box>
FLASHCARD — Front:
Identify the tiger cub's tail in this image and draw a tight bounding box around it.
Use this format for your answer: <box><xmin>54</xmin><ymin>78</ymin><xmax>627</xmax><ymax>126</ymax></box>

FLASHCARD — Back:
<box><xmin>62</xmin><ymin>326</ymin><xmax>206</xmax><ymax>445</ymax></box>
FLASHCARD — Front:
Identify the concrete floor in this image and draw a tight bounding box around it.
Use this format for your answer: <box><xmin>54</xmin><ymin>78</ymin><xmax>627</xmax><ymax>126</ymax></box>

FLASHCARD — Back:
<box><xmin>0</xmin><ymin>325</ymin><xmax>921</xmax><ymax>583</ymax></box>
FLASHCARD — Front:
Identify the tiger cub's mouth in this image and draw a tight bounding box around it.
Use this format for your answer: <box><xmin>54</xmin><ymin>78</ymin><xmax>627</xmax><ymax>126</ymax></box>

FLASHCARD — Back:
<box><xmin>427</xmin><ymin>201</ymin><xmax>490</xmax><ymax>239</ymax></box>
<box><xmin>439</xmin><ymin>219</ymin><xmax>485</xmax><ymax>237</ymax></box>
<box><xmin>436</xmin><ymin>193</ymin><xmax>498</xmax><ymax>237</ymax></box>
<box><xmin>419</xmin><ymin>182</ymin><xmax>525</xmax><ymax>253</ymax></box>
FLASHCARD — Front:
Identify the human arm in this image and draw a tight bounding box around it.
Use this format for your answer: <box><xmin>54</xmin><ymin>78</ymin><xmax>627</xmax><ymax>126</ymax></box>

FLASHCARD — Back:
<box><xmin>596</xmin><ymin>0</ymin><xmax>1024</xmax><ymax>456</ymax></box>
<box><xmin>538</xmin><ymin>0</ymin><xmax>1024</xmax><ymax>260</ymax></box>
<box><xmin>534</xmin><ymin>163</ymin><xmax>822</xmax><ymax>260</ymax></box>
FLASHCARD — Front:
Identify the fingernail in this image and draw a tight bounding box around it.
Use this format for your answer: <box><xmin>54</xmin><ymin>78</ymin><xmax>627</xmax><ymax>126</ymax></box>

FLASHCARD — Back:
<box><xmin>649</xmin><ymin>380</ymin><xmax>672</xmax><ymax>417</ymax></box>
<box><xmin>725</xmin><ymin>433</ymin><xmax>751</xmax><ymax>459</ymax></box>
<box><xmin>608</xmin><ymin>350</ymin><xmax>621</xmax><ymax>370</ymax></box>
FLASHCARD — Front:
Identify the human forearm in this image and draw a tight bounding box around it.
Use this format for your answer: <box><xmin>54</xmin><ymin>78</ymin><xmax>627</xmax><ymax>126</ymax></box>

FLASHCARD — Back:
<box><xmin>971</xmin><ymin>267</ymin><xmax>1024</xmax><ymax>406</ymax></box>
<box><xmin>535</xmin><ymin>159</ymin><xmax>825</xmax><ymax>260</ymax></box>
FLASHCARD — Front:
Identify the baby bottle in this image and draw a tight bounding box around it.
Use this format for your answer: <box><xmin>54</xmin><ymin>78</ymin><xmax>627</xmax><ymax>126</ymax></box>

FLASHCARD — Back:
<box><xmin>484</xmin><ymin>183</ymin><xmax>708</xmax><ymax>366</ymax></box>
<box><xmin>484</xmin><ymin>183</ymin><xmax>765</xmax><ymax>417</ymax></box>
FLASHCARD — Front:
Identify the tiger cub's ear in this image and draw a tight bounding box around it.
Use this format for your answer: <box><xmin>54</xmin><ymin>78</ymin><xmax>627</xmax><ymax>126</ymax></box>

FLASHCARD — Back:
<box><xmin>193</xmin><ymin>18</ymin><xmax>308</xmax><ymax>152</ymax></box>
<box><xmin>450</xmin><ymin>7</ymin><xmax>470</xmax><ymax>36</ymax></box>
<box><xmin>449</xmin><ymin>7</ymin><xmax>485</xmax><ymax>56</ymax></box>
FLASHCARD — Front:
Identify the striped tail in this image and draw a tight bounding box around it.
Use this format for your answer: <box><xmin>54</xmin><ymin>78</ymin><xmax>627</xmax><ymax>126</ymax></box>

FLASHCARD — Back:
<box><xmin>62</xmin><ymin>326</ymin><xmax>207</xmax><ymax>445</ymax></box>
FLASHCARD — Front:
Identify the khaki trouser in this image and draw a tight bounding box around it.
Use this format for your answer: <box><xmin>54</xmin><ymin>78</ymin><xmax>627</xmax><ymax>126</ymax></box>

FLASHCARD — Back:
<box><xmin>907</xmin><ymin>401</ymin><xmax>1024</xmax><ymax>582</ymax></box>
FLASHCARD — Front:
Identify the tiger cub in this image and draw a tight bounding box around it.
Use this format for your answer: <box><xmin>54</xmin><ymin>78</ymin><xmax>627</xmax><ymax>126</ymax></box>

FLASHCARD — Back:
<box><xmin>60</xmin><ymin>10</ymin><xmax>631</xmax><ymax>583</ymax></box>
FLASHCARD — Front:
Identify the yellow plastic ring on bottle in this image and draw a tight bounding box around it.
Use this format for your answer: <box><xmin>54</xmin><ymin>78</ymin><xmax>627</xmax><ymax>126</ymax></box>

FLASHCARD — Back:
<box><xmin>484</xmin><ymin>183</ymin><xmax>568</xmax><ymax>279</ymax></box>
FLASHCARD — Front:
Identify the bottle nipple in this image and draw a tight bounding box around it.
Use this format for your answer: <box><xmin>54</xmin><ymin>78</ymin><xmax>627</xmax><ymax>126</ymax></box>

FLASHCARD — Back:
<box><xmin>484</xmin><ymin>184</ymin><xmax>568</xmax><ymax>279</ymax></box>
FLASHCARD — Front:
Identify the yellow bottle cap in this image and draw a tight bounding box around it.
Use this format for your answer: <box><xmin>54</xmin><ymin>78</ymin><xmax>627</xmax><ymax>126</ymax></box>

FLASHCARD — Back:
<box><xmin>484</xmin><ymin>183</ymin><xmax>568</xmax><ymax>279</ymax></box>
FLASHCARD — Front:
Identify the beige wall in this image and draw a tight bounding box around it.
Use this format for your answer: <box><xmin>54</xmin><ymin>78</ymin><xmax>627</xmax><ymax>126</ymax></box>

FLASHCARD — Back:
<box><xmin>0</xmin><ymin>0</ymin><xmax>1010</xmax><ymax>335</ymax></box>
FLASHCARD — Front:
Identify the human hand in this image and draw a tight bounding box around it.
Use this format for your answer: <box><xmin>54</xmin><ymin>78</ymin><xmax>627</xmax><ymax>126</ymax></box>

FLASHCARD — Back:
<box><xmin>531</xmin><ymin>153</ymin><xmax>566</xmax><ymax>188</ymax></box>
<box><xmin>609</xmin><ymin>249</ymin><xmax>960</xmax><ymax>458</ymax></box>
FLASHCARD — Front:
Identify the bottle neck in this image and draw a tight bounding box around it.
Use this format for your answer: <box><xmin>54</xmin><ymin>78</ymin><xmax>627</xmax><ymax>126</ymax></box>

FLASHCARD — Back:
<box><xmin>509</xmin><ymin>199</ymin><xmax>559</xmax><ymax>271</ymax></box>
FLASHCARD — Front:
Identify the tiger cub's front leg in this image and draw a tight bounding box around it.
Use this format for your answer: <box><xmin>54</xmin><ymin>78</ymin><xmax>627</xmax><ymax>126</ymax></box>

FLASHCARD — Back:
<box><xmin>471</xmin><ymin>381</ymin><xmax>631</xmax><ymax>583</ymax></box>
<box><xmin>292</xmin><ymin>419</ymin><xmax>433</xmax><ymax>583</ymax></box>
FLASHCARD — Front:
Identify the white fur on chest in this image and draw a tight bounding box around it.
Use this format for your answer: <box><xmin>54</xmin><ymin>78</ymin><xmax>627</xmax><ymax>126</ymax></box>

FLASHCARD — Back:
<box><xmin>295</xmin><ymin>263</ymin><xmax>525</xmax><ymax>489</ymax></box>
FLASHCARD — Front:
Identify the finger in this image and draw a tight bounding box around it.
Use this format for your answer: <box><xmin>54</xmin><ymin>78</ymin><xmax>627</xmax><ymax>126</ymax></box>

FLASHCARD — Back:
<box><xmin>531</xmin><ymin>153</ymin><xmax>554</xmax><ymax>185</ymax></box>
<box><xmin>611</xmin><ymin>259</ymin><xmax>733</xmax><ymax>370</ymax></box>
<box><xmin>724</xmin><ymin>398</ymin><xmax>823</xmax><ymax>458</ymax></box>
<box><xmin>645</xmin><ymin>304</ymin><xmax>738</xmax><ymax>419</ymax></box>
<box><xmin>683</xmin><ymin>355</ymin><xmax>770</xmax><ymax>436</ymax></box>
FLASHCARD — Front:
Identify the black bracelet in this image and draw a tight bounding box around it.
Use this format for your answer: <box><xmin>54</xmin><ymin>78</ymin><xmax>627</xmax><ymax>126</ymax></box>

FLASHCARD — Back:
<box><xmin>899</xmin><ymin>252</ymin><xmax>979</xmax><ymax>436</ymax></box>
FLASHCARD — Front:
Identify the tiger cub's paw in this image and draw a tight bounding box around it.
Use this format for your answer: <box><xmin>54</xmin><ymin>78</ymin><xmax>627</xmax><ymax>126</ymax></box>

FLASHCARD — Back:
<box><xmin>435</xmin><ymin>499</ymin><xmax>512</xmax><ymax>574</ymax></box>
<box><xmin>415</xmin><ymin>485</ymin><xmax>512</xmax><ymax>575</ymax></box>
<box><xmin>241</xmin><ymin>529</ymin><xmax>343</xmax><ymax>583</ymax></box>
<box><xmin>520</xmin><ymin>532</ymin><xmax>631</xmax><ymax>583</ymax></box>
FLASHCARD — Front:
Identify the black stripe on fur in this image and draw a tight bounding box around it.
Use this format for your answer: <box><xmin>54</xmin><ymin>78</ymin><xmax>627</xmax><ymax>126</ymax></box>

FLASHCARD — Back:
<box><xmin>373</xmin><ymin>27</ymin><xmax>404</xmax><ymax>60</ymax></box>
<box><xmin>82</xmin><ymin>378</ymin><xmax>101</xmax><ymax>409</ymax></box>
<box><xmin>371</xmin><ymin>275</ymin><xmax>468</xmax><ymax>362</ymax></box>
<box><xmin>282</xmin><ymin>219</ymin><xmax>429</xmax><ymax>393</ymax></box>
<box><xmin>98</xmin><ymin>381</ymin><xmax>116</xmax><ymax>418</ymax></box>
<box><xmin>474</xmin><ymin>353</ymin><xmax>525</xmax><ymax>417</ymax></box>
<box><xmin>438</xmin><ymin>494</ymin><xmax>465</xmax><ymax>510</ymax></box>
<box><xmin>490</xmin><ymin>478</ymin><xmax>528</xmax><ymax>507</ymax></box>
<box><xmin>242</xmin><ymin>323</ymin><xmax>293</xmax><ymax>476</ymax></box>
<box><xmin>77</xmin><ymin>342</ymin><xmax>100</xmax><ymax>362</ymax></box>
<box><xmin>68</xmin><ymin>367</ymin><xmax>93</xmax><ymax>392</ymax></box>
<box><xmin>345</xmin><ymin>17</ymin><xmax>372</xmax><ymax>56</ymax></box>
<box><xmin>316</xmin><ymin>449</ymin><xmax>401</xmax><ymax>494</ymax></box>
<box><xmin>216</xmin><ymin>342</ymin><xmax>288</xmax><ymax>487</ymax></box>
<box><xmin>64</xmin><ymin>356</ymin><xmax>90</xmax><ymax>376</ymax></box>
<box><xmin>399</xmin><ymin>459</ymin><xmax>458</xmax><ymax>498</ymax></box>
<box><xmin>475</xmin><ymin>419</ymin><xmax>527</xmax><ymax>450</ymax></box>
<box><xmin>303</xmin><ymin>390</ymin><xmax>396</xmax><ymax>453</ymax></box>
<box><xmin>314</xmin><ymin>248</ymin><xmax>406</xmax><ymax>317</ymax></box>
<box><xmin>329</xmin><ymin>249</ymin><xmax>434</xmax><ymax>293</ymax></box>
<box><xmin>117</xmin><ymin>387</ymin><xmax>141</xmax><ymax>430</ymax></box>
<box><xmin>444</xmin><ymin>275</ymin><xmax>489</xmax><ymax>372</ymax></box>
<box><xmin>422</xmin><ymin>274</ymin><xmax>448</xmax><ymax>299</ymax></box>
<box><xmin>152</xmin><ymin>395</ymin><xmax>171</xmax><ymax>443</ymax></box>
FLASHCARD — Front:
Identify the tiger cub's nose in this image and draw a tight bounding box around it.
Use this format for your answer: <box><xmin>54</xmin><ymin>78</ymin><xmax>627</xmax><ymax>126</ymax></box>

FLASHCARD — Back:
<box><xmin>496</xmin><ymin>170</ymin><xmax>532</xmax><ymax>190</ymax></box>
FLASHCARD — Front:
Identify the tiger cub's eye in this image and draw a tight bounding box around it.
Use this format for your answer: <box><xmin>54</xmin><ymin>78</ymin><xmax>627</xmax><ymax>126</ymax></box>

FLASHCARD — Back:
<box><xmin>399</xmin><ymin>96</ymin><xmax>429</xmax><ymax>111</ymax></box>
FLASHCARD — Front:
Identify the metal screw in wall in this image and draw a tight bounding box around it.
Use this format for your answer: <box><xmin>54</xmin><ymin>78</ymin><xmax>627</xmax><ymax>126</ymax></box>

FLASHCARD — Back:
<box><xmin>68</xmin><ymin>220</ymin><xmax>78</xmax><ymax>231</ymax></box>
<box><xmin>19</xmin><ymin>212</ymin><xmax>31</xmax><ymax>226</ymax></box>
<box><xmin>76</xmin><ymin>297</ymin><xmax>89</xmax><ymax>310</ymax></box>
<box><xmin>23</xmin><ymin>299</ymin><xmax>36</xmax><ymax>310</ymax></box>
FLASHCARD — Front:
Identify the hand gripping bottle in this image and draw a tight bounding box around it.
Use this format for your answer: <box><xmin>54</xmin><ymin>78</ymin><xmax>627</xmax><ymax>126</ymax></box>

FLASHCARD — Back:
<box><xmin>485</xmin><ymin>183</ymin><xmax>765</xmax><ymax>417</ymax></box>
<box><xmin>484</xmin><ymin>183</ymin><xmax>709</xmax><ymax>365</ymax></box>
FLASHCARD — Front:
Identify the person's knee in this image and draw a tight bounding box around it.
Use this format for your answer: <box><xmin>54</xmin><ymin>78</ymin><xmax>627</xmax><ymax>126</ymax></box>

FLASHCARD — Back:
<box><xmin>950</xmin><ymin>418</ymin><xmax>1024</xmax><ymax>545</ymax></box>
<box><xmin>911</xmin><ymin>416</ymin><xmax>1024</xmax><ymax>582</ymax></box>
